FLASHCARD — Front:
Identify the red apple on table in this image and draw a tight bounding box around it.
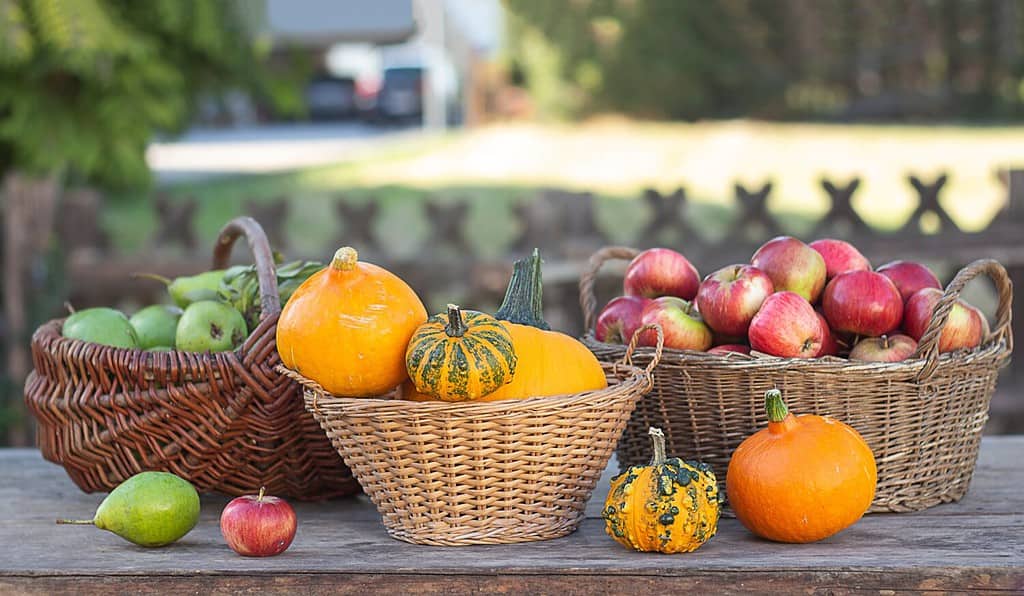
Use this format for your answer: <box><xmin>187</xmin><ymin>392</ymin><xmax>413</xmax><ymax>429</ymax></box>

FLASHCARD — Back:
<box><xmin>815</xmin><ymin>312</ymin><xmax>840</xmax><ymax>357</ymax></box>
<box><xmin>624</xmin><ymin>248</ymin><xmax>701</xmax><ymax>300</ymax></box>
<box><xmin>639</xmin><ymin>296</ymin><xmax>713</xmax><ymax>351</ymax></box>
<box><xmin>220</xmin><ymin>487</ymin><xmax>297</xmax><ymax>557</ymax></box>
<box><xmin>707</xmin><ymin>344</ymin><xmax>751</xmax><ymax>356</ymax></box>
<box><xmin>848</xmin><ymin>334</ymin><xmax>918</xmax><ymax>362</ymax></box>
<box><xmin>695</xmin><ymin>264</ymin><xmax>774</xmax><ymax>337</ymax></box>
<box><xmin>903</xmin><ymin>288</ymin><xmax>985</xmax><ymax>353</ymax></box>
<box><xmin>876</xmin><ymin>260</ymin><xmax>941</xmax><ymax>303</ymax></box>
<box><xmin>595</xmin><ymin>296</ymin><xmax>650</xmax><ymax>344</ymax></box>
<box><xmin>809</xmin><ymin>238</ymin><xmax>871</xmax><ymax>280</ymax></box>
<box><xmin>750</xmin><ymin>236</ymin><xmax>827</xmax><ymax>302</ymax></box>
<box><xmin>748</xmin><ymin>291</ymin><xmax>823</xmax><ymax>358</ymax></box>
<box><xmin>822</xmin><ymin>270</ymin><xmax>903</xmax><ymax>337</ymax></box>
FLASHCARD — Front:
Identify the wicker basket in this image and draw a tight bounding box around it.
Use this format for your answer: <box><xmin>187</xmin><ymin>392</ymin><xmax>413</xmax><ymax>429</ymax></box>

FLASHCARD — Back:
<box><xmin>24</xmin><ymin>217</ymin><xmax>360</xmax><ymax>500</ymax></box>
<box><xmin>580</xmin><ymin>247</ymin><xmax>1013</xmax><ymax>513</ymax></box>
<box><xmin>278</xmin><ymin>328</ymin><xmax>663</xmax><ymax>546</ymax></box>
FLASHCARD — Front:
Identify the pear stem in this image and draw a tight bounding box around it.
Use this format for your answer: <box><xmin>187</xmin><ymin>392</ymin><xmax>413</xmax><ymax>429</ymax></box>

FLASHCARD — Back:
<box><xmin>56</xmin><ymin>518</ymin><xmax>95</xmax><ymax>525</ymax></box>
<box><xmin>257</xmin><ymin>486</ymin><xmax>266</xmax><ymax>502</ymax></box>
<box><xmin>133</xmin><ymin>272</ymin><xmax>172</xmax><ymax>286</ymax></box>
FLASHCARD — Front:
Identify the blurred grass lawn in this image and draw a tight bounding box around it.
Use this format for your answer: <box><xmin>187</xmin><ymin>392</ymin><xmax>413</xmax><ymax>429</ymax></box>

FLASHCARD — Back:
<box><xmin>107</xmin><ymin>120</ymin><xmax>1024</xmax><ymax>259</ymax></box>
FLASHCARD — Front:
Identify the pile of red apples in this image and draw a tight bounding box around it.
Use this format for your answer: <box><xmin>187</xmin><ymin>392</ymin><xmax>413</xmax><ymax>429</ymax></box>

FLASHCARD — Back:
<box><xmin>596</xmin><ymin>237</ymin><xmax>987</xmax><ymax>362</ymax></box>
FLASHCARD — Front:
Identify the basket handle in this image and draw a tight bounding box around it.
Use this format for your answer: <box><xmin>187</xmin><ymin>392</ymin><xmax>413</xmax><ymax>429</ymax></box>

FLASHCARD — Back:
<box><xmin>915</xmin><ymin>259</ymin><xmax>1013</xmax><ymax>381</ymax></box>
<box><xmin>621</xmin><ymin>323</ymin><xmax>664</xmax><ymax>376</ymax></box>
<box><xmin>212</xmin><ymin>217</ymin><xmax>281</xmax><ymax>319</ymax></box>
<box><xmin>580</xmin><ymin>246</ymin><xmax>641</xmax><ymax>333</ymax></box>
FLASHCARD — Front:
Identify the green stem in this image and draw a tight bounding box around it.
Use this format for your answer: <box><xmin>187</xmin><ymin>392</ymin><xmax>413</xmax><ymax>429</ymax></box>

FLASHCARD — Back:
<box><xmin>648</xmin><ymin>427</ymin><xmax>666</xmax><ymax>466</ymax></box>
<box><xmin>56</xmin><ymin>519</ymin><xmax>95</xmax><ymax>525</ymax></box>
<box><xmin>495</xmin><ymin>248</ymin><xmax>550</xmax><ymax>330</ymax></box>
<box><xmin>445</xmin><ymin>304</ymin><xmax>467</xmax><ymax>337</ymax></box>
<box><xmin>133</xmin><ymin>272</ymin><xmax>172</xmax><ymax>286</ymax></box>
<box><xmin>764</xmin><ymin>389</ymin><xmax>789</xmax><ymax>423</ymax></box>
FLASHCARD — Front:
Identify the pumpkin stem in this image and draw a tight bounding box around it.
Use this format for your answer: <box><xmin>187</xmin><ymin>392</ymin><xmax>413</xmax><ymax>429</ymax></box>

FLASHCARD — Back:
<box><xmin>765</xmin><ymin>389</ymin><xmax>789</xmax><ymax>423</ymax></box>
<box><xmin>648</xmin><ymin>427</ymin><xmax>667</xmax><ymax>466</ymax></box>
<box><xmin>495</xmin><ymin>248</ymin><xmax>550</xmax><ymax>330</ymax></box>
<box><xmin>445</xmin><ymin>304</ymin><xmax>468</xmax><ymax>337</ymax></box>
<box><xmin>331</xmin><ymin>247</ymin><xmax>358</xmax><ymax>271</ymax></box>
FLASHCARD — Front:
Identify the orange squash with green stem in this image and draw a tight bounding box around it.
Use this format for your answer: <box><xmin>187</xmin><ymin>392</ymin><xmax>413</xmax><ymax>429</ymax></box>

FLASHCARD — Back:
<box><xmin>726</xmin><ymin>389</ymin><xmax>877</xmax><ymax>543</ymax></box>
<box><xmin>479</xmin><ymin>249</ymin><xmax>607</xmax><ymax>401</ymax></box>
<box><xmin>276</xmin><ymin>247</ymin><xmax>427</xmax><ymax>397</ymax></box>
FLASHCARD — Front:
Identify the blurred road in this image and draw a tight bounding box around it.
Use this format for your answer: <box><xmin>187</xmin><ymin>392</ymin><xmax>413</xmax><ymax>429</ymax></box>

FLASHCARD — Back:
<box><xmin>147</xmin><ymin>122</ymin><xmax>420</xmax><ymax>183</ymax></box>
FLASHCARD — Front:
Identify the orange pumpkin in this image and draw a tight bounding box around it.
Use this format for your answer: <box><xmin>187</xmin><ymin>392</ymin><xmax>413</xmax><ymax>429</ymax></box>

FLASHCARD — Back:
<box><xmin>276</xmin><ymin>247</ymin><xmax>427</xmax><ymax>397</ymax></box>
<box><xmin>726</xmin><ymin>389</ymin><xmax>877</xmax><ymax>543</ymax></box>
<box><xmin>479</xmin><ymin>249</ymin><xmax>606</xmax><ymax>401</ymax></box>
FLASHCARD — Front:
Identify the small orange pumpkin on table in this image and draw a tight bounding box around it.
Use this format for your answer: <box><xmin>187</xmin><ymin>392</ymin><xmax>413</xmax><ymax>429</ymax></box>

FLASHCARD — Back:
<box><xmin>726</xmin><ymin>389</ymin><xmax>877</xmax><ymax>543</ymax></box>
<box><xmin>276</xmin><ymin>247</ymin><xmax>427</xmax><ymax>397</ymax></box>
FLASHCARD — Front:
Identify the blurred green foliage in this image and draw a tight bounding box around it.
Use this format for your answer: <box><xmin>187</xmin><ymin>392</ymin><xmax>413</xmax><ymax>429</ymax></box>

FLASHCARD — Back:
<box><xmin>0</xmin><ymin>0</ymin><xmax>298</xmax><ymax>190</ymax></box>
<box><xmin>505</xmin><ymin>0</ymin><xmax>1024</xmax><ymax>121</ymax></box>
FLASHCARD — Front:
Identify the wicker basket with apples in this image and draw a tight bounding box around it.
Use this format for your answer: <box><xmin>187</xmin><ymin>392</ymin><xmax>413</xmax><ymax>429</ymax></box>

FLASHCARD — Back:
<box><xmin>580</xmin><ymin>238</ymin><xmax>1012</xmax><ymax>513</ymax></box>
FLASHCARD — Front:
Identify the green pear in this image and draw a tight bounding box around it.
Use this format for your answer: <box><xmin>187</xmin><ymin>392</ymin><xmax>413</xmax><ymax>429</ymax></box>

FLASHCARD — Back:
<box><xmin>138</xmin><ymin>270</ymin><xmax>227</xmax><ymax>308</ymax></box>
<box><xmin>62</xmin><ymin>308</ymin><xmax>139</xmax><ymax>349</ymax></box>
<box><xmin>175</xmin><ymin>300</ymin><xmax>248</xmax><ymax>352</ymax></box>
<box><xmin>56</xmin><ymin>471</ymin><xmax>200</xmax><ymax>547</ymax></box>
<box><xmin>129</xmin><ymin>305</ymin><xmax>182</xmax><ymax>349</ymax></box>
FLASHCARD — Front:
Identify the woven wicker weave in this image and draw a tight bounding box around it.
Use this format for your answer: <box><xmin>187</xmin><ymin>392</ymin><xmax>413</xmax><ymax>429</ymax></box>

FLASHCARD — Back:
<box><xmin>279</xmin><ymin>326</ymin><xmax>663</xmax><ymax>546</ymax></box>
<box><xmin>25</xmin><ymin>217</ymin><xmax>359</xmax><ymax>500</ymax></box>
<box><xmin>580</xmin><ymin>247</ymin><xmax>1013</xmax><ymax>513</ymax></box>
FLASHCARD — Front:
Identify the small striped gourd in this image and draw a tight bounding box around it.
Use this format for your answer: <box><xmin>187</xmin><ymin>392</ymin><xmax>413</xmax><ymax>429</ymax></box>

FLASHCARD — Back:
<box><xmin>405</xmin><ymin>304</ymin><xmax>517</xmax><ymax>401</ymax></box>
<box><xmin>603</xmin><ymin>427</ymin><xmax>720</xmax><ymax>554</ymax></box>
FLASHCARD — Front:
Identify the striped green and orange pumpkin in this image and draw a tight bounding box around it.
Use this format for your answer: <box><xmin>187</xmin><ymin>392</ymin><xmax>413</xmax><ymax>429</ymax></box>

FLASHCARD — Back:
<box><xmin>405</xmin><ymin>304</ymin><xmax>517</xmax><ymax>401</ymax></box>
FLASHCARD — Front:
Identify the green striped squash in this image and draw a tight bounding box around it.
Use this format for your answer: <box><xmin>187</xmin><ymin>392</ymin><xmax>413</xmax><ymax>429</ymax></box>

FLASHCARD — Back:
<box><xmin>405</xmin><ymin>304</ymin><xmax>517</xmax><ymax>401</ymax></box>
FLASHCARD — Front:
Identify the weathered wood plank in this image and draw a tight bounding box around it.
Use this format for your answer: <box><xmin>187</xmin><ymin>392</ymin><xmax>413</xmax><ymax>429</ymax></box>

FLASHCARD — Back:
<box><xmin>0</xmin><ymin>437</ymin><xmax>1020</xmax><ymax>593</ymax></box>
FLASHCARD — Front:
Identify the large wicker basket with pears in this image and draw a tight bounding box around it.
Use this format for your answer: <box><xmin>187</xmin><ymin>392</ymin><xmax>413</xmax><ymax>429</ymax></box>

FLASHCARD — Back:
<box><xmin>25</xmin><ymin>217</ymin><xmax>359</xmax><ymax>500</ymax></box>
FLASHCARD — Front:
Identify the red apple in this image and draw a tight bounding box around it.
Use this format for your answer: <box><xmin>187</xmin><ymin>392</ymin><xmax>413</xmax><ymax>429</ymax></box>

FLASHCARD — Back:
<box><xmin>695</xmin><ymin>264</ymin><xmax>774</xmax><ymax>337</ymax></box>
<box><xmin>624</xmin><ymin>248</ymin><xmax>700</xmax><ymax>300</ymax></box>
<box><xmin>809</xmin><ymin>238</ymin><xmax>871</xmax><ymax>280</ymax></box>
<box><xmin>220</xmin><ymin>487</ymin><xmax>297</xmax><ymax>557</ymax></box>
<box><xmin>822</xmin><ymin>270</ymin><xmax>903</xmax><ymax>337</ymax></box>
<box><xmin>815</xmin><ymin>312</ymin><xmax>840</xmax><ymax>357</ymax></box>
<box><xmin>595</xmin><ymin>296</ymin><xmax>650</xmax><ymax>344</ymax></box>
<box><xmin>848</xmin><ymin>334</ymin><xmax>918</xmax><ymax>362</ymax></box>
<box><xmin>750</xmin><ymin>236</ymin><xmax>827</xmax><ymax>302</ymax></box>
<box><xmin>707</xmin><ymin>344</ymin><xmax>751</xmax><ymax>355</ymax></box>
<box><xmin>748</xmin><ymin>291</ymin><xmax>823</xmax><ymax>358</ymax></box>
<box><xmin>903</xmin><ymin>288</ymin><xmax>984</xmax><ymax>353</ymax></box>
<box><xmin>639</xmin><ymin>296</ymin><xmax>712</xmax><ymax>351</ymax></box>
<box><xmin>876</xmin><ymin>260</ymin><xmax>941</xmax><ymax>303</ymax></box>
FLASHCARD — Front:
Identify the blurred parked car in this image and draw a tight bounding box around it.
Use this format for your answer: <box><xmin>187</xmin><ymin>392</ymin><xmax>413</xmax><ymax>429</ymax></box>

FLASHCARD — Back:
<box><xmin>304</xmin><ymin>74</ymin><xmax>357</xmax><ymax>120</ymax></box>
<box><xmin>375</xmin><ymin>66</ymin><xmax>424</xmax><ymax>122</ymax></box>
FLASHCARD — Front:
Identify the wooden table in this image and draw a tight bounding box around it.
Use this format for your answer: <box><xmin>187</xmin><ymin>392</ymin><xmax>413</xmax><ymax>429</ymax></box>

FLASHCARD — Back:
<box><xmin>1</xmin><ymin>438</ymin><xmax>1021</xmax><ymax>595</ymax></box>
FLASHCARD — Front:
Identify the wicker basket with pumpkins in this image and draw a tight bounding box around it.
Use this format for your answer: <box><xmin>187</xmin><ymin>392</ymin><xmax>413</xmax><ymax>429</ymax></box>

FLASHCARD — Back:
<box><xmin>278</xmin><ymin>248</ymin><xmax>661</xmax><ymax>545</ymax></box>
<box><xmin>581</xmin><ymin>238</ymin><xmax>1012</xmax><ymax>513</ymax></box>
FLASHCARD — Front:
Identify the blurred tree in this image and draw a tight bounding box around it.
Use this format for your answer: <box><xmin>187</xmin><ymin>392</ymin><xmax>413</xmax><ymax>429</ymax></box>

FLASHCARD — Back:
<box><xmin>0</xmin><ymin>0</ymin><xmax>291</xmax><ymax>189</ymax></box>
<box><xmin>504</xmin><ymin>0</ymin><xmax>1024</xmax><ymax>121</ymax></box>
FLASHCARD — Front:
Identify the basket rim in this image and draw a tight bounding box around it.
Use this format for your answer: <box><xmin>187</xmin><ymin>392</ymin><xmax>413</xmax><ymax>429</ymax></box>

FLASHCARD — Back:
<box><xmin>279</xmin><ymin>361</ymin><xmax>653</xmax><ymax>416</ymax></box>
<box><xmin>582</xmin><ymin>332</ymin><xmax>1011</xmax><ymax>377</ymax></box>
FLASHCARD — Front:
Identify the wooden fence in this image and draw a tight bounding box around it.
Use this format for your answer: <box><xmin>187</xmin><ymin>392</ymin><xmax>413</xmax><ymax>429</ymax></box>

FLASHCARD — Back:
<box><xmin>3</xmin><ymin>169</ymin><xmax>1023</xmax><ymax>443</ymax></box>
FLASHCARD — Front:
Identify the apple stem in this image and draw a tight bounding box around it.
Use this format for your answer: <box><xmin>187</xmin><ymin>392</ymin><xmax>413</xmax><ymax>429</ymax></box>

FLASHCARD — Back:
<box><xmin>257</xmin><ymin>486</ymin><xmax>265</xmax><ymax>502</ymax></box>
<box><xmin>56</xmin><ymin>518</ymin><xmax>95</xmax><ymax>525</ymax></box>
<box><xmin>881</xmin><ymin>334</ymin><xmax>890</xmax><ymax>349</ymax></box>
